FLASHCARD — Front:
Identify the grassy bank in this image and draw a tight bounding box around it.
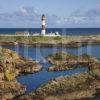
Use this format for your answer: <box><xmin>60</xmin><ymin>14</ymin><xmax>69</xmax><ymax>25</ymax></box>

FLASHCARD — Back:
<box><xmin>0</xmin><ymin>35</ymin><xmax>100</xmax><ymax>43</ymax></box>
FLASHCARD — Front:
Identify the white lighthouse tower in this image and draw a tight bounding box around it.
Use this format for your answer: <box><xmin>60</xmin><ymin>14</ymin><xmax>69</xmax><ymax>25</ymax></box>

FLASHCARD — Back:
<box><xmin>41</xmin><ymin>14</ymin><xmax>46</xmax><ymax>35</ymax></box>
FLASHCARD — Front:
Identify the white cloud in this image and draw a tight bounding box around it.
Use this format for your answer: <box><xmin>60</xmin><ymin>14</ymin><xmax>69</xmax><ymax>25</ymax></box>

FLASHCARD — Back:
<box><xmin>97</xmin><ymin>3</ymin><xmax>100</xmax><ymax>8</ymax></box>
<box><xmin>60</xmin><ymin>4</ymin><xmax>100</xmax><ymax>26</ymax></box>
<box><xmin>0</xmin><ymin>4</ymin><xmax>100</xmax><ymax>28</ymax></box>
<box><xmin>20</xmin><ymin>7</ymin><xmax>28</xmax><ymax>15</ymax></box>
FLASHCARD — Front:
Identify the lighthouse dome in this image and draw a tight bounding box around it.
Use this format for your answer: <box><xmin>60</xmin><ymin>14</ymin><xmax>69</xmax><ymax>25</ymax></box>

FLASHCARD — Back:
<box><xmin>42</xmin><ymin>14</ymin><xmax>46</xmax><ymax>20</ymax></box>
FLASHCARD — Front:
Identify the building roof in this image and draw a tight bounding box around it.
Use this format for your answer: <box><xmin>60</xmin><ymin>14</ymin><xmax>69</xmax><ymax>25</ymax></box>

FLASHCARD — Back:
<box><xmin>42</xmin><ymin>14</ymin><xmax>46</xmax><ymax>20</ymax></box>
<box><xmin>42</xmin><ymin>14</ymin><xmax>45</xmax><ymax>17</ymax></box>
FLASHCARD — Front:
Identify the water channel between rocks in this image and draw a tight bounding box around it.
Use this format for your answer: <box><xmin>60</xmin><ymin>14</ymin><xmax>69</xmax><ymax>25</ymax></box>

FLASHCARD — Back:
<box><xmin>1</xmin><ymin>45</ymin><xmax>100</xmax><ymax>94</ymax></box>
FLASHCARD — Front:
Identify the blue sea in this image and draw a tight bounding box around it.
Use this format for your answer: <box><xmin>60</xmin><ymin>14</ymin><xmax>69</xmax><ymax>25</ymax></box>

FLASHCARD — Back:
<box><xmin>0</xmin><ymin>28</ymin><xmax>100</xmax><ymax>35</ymax></box>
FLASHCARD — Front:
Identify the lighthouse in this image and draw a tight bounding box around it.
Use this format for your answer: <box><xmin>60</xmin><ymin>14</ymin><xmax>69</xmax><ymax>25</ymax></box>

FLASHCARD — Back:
<box><xmin>41</xmin><ymin>14</ymin><xmax>46</xmax><ymax>35</ymax></box>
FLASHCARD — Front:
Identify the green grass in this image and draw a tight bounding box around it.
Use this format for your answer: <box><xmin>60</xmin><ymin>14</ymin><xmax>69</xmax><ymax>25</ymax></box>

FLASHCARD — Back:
<box><xmin>0</xmin><ymin>34</ymin><xmax>100</xmax><ymax>43</ymax></box>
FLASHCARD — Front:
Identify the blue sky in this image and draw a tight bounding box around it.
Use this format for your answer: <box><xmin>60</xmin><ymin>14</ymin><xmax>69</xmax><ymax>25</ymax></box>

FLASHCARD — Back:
<box><xmin>0</xmin><ymin>0</ymin><xmax>100</xmax><ymax>28</ymax></box>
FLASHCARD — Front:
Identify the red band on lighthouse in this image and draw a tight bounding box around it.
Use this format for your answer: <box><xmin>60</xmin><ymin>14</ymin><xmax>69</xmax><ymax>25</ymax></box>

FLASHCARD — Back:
<box><xmin>41</xmin><ymin>14</ymin><xmax>46</xmax><ymax>35</ymax></box>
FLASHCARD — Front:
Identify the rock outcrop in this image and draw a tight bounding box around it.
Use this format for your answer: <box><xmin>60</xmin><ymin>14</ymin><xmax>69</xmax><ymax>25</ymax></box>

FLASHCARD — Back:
<box><xmin>46</xmin><ymin>51</ymin><xmax>95</xmax><ymax>71</ymax></box>
<box><xmin>17</xmin><ymin>72</ymin><xmax>100</xmax><ymax>100</ymax></box>
<box><xmin>0</xmin><ymin>48</ymin><xmax>42</xmax><ymax>100</ymax></box>
<box><xmin>17</xmin><ymin>52</ymin><xmax>100</xmax><ymax>100</ymax></box>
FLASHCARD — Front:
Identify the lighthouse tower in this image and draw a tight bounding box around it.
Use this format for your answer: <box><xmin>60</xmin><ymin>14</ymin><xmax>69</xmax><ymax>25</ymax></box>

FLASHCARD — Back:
<box><xmin>41</xmin><ymin>14</ymin><xmax>46</xmax><ymax>35</ymax></box>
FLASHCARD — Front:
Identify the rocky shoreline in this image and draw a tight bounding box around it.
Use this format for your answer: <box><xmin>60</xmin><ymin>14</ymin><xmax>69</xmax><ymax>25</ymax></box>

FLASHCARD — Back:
<box><xmin>17</xmin><ymin>72</ymin><xmax>100</xmax><ymax>100</ymax></box>
<box><xmin>0</xmin><ymin>35</ymin><xmax>100</xmax><ymax>48</ymax></box>
<box><xmin>0</xmin><ymin>48</ymin><xmax>42</xmax><ymax>100</ymax></box>
<box><xmin>1</xmin><ymin>40</ymin><xmax>100</xmax><ymax>48</ymax></box>
<box><xmin>0</xmin><ymin>35</ymin><xmax>100</xmax><ymax>100</ymax></box>
<box><xmin>16</xmin><ymin>52</ymin><xmax>100</xmax><ymax>100</ymax></box>
<box><xmin>0</xmin><ymin>48</ymin><xmax>100</xmax><ymax>100</ymax></box>
<box><xmin>46</xmin><ymin>52</ymin><xmax>94</xmax><ymax>71</ymax></box>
